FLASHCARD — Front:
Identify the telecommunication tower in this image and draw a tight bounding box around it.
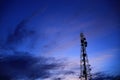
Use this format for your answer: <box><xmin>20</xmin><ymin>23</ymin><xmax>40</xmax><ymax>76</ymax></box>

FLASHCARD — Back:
<box><xmin>79</xmin><ymin>33</ymin><xmax>92</xmax><ymax>80</ymax></box>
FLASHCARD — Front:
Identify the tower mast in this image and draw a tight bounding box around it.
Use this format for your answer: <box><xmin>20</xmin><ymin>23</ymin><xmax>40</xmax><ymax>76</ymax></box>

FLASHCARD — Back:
<box><xmin>79</xmin><ymin>33</ymin><xmax>92</xmax><ymax>80</ymax></box>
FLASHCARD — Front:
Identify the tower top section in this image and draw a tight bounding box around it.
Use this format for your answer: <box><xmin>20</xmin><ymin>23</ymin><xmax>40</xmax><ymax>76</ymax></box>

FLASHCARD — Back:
<box><xmin>80</xmin><ymin>33</ymin><xmax>84</xmax><ymax>38</ymax></box>
<box><xmin>80</xmin><ymin>33</ymin><xmax>87</xmax><ymax>47</ymax></box>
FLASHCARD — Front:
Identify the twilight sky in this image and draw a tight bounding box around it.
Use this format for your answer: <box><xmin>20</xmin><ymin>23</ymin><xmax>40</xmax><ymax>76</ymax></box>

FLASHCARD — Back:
<box><xmin>0</xmin><ymin>0</ymin><xmax>120</xmax><ymax>80</ymax></box>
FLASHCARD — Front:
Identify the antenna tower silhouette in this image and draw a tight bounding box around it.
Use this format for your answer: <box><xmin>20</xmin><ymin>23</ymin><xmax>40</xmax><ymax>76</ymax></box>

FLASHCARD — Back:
<box><xmin>79</xmin><ymin>33</ymin><xmax>92</xmax><ymax>80</ymax></box>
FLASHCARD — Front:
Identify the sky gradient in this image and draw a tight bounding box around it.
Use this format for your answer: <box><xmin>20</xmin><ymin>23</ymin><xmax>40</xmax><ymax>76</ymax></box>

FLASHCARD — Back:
<box><xmin>0</xmin><ymin>0</ymin><xmax>120</xmax><ymax>80</ymax></box>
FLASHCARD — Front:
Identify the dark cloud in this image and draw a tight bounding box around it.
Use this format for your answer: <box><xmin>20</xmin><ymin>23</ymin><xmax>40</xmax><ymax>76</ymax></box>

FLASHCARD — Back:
<box><xmin>0</xmin><ymin>52</ymin><xmax>63</xmax><ymax>80</ymax></box>
<box><xmin>2</xmin><ymin>18</ymin><xmax>37</xmax><ymax>51</ymax></box>
<box><xmin>5</xmin><ymin>3</ymin><xmax>48</xmax><ymax>45</ymax></box>
<box><xmin>6</xmin><ymin>20</ymin><xmax>35</xmax><ymax>44</ymax></box>
<box><xmin>4</xmin><ymin>7</ymin><xmax>47</xmax><ymax>50</ymax></box>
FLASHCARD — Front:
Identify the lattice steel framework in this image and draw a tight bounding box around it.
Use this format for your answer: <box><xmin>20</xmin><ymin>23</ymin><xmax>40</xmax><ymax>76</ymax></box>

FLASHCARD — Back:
<box><xmin>79</xmin><ymin>33</ymin><xmax>92</xmax><ymax>80</ymax></box>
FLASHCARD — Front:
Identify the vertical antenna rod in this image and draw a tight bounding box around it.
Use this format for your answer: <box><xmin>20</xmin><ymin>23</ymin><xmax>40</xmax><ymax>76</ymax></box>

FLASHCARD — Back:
<box><xmin>80</xmin><ymin>33</ymin><xmax>92</xmax><ymax>80</ymax></box>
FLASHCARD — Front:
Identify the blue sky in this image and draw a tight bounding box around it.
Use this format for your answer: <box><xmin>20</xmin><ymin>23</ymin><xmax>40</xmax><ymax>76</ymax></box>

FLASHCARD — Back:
<box><xmin>0</xmin><ymin>0</ymin><xmax>120</xmax><ymax>80</ymax></box>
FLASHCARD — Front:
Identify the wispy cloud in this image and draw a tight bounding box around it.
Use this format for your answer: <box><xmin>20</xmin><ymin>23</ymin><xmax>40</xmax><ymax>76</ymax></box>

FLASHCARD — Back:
<box><xmin>89</xmin><ymin>48</ymin><xmax>119</xmax><ymax>72</ymax></box>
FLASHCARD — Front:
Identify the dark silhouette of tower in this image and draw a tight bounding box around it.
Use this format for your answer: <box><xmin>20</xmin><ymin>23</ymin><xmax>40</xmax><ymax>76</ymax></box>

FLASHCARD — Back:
<box><xmin>79</xmin><ymin>33</ymin><xmax>92</xmax><ymax>80</ymax></box>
